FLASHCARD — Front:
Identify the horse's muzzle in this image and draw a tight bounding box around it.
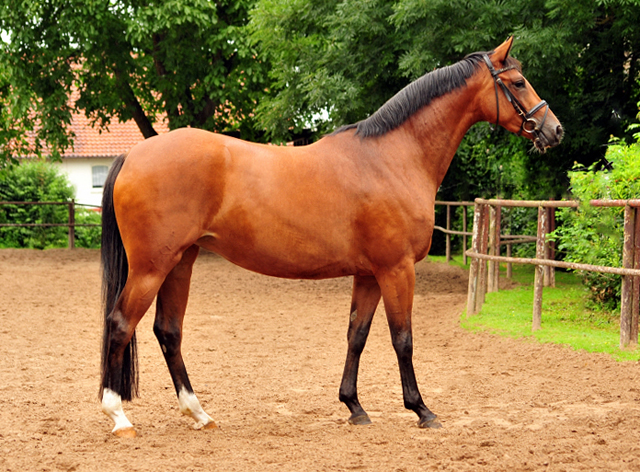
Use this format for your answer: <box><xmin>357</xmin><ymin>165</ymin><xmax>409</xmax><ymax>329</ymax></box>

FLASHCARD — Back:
<box><xmin>534</xmin><ymin>122</ymin><xmax>564</xmax><ymax>153</ymax></box>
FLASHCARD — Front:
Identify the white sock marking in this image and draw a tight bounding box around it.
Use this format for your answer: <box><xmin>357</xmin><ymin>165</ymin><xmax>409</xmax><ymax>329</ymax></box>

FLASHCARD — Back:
<box><xmin>178</xmin><ymin>386</ymin><xmax>215</xmax><ymax>429</ymax></box>
<box><xmin>102</xmin><ymin>388</ymin><xmax>134</xmax><ymax>433</ymax></box>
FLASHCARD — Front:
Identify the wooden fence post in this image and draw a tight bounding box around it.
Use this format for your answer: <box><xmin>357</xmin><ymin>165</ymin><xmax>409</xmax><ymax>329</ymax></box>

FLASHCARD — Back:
<box><xmin>68</xmin><ymin>200</ymin><xmax>75</xmax><ymax>249</ymax></box>
<box><xmin>476</xmin><ymin>204</ymin><xmax>490</xmax><ymax>312</ymax></box>
<box><xmin>620</xmin><ymin>204</ymin><xmax>637</xmax><ymax>347</ymax></box>
<box><xmin>504</xmin><ymin>207</ymin><xmax>512</xmax><ymax>279</ymax></box>
<box><xmin>532</xmin><ymin>206</ymin><xmax>547</xmax><ymax>331</ymax></box>
<box><xmin>462</xmin><ymin>205</ymin><xmax>468</xmax><ymax>266</ymax></box>
<box><xmin>494</xmin><ymin>205</ymin><xmax>501</xmax><ymax>290</ymax></box>
<box><xmin>445</xmin><ymin>204</ymin><xmax>451</xmax><ymax>263</ymax></box>
<box><xmin>466</xmin><ymin>203</ymin><xmax>482</xmax><ymax>315</ymax></box>
<box><xmin>488</xmin><ymin>205</ymin><xmax>497</xmax><ymax>293</ymax></box>
<box><xmin>632</xmin><ymin>206</ymin><xmax>640</xmax><ymax>345</ymax></box>
<box><xmin>487</xmin><ymin>205</ymin><xmax>501</xmax><ymax>293</ymax></box>
<box><xmin>544</xmin><ymin>207</ymin><xmax>556</xmax><ymax>287</ymax></box>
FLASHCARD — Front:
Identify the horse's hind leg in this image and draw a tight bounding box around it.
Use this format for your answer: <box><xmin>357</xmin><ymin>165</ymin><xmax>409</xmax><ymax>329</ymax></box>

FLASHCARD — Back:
<box><xmin>102</xmin><ymin>271</ymin><xmax>166</xmax><ymax>437</ymax></box>
<box><xmin>339</xmin><ymin>275</ymin><xmax>381</xmax><ymax>425</ymax></box>
<box><xmin>153</xmin><ymin>245</ymin><xmax>217</xmax><ymax>430</ymax></box>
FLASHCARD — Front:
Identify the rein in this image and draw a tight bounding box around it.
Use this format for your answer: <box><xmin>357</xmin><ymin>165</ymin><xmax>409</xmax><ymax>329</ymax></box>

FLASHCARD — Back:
<box><xmin>482</xmin><ymin>54</ymin><xmax>548</xmax><ymax>136</ymax></box>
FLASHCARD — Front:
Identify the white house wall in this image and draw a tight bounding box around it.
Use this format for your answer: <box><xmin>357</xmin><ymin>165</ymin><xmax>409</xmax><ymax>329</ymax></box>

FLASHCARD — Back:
<box><xmin>57</xmin><ymin>157</ymin><xmax>116</xmax><ymax>207</ymax></box>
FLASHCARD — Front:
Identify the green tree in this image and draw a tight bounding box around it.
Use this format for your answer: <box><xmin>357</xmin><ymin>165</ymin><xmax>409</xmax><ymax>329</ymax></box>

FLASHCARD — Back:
<box><xmin>0</xmin><ymin>0</ymin><xmax>268</xmax><ymax>166</ymax></box>
<box><xmin>251</xmin><ymin>0</ymin><xmax>407</xmax><ymax>140</ymax></box>
<box><xmin>251</xmin><ymin>0</ymin><xmax>640</xmax><ymax>197</ymax></box>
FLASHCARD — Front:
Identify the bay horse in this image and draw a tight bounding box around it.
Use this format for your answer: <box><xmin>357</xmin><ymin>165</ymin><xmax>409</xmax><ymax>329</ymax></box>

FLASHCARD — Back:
<box><xmin>100</xmin><ymin>37</ymin><xmax>563</xmax><ymax>437</ymax></box>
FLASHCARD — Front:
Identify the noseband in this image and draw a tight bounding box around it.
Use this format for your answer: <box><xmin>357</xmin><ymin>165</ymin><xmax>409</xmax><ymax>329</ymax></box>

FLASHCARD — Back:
<box><xmin>482</xmin><ymin>54</ymin><xmax>548</xmax><ymax>136</ymax></box>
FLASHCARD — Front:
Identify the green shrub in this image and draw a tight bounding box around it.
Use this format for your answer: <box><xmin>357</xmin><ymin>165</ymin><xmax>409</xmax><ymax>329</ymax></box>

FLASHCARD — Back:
<box><xmin>74</xmin><ymin>208</ymin><xmax>102</xmax><ymax>248</ymax></box>
<box><xmin>552</xmin><ymin>132</ymin><xmax>640</xmax><ymax>310</ymax></box>
<box><xmin>0</xmin><ymin>161</ymin><xmax>75</xmax><ymax>248</ymax></box>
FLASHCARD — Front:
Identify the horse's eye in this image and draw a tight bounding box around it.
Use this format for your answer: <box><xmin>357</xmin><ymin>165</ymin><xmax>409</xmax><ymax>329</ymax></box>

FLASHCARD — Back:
<box><xmin>514</xmin><ymin>80</ymin><xmax>526</xmax><ymax>89</ymax></box>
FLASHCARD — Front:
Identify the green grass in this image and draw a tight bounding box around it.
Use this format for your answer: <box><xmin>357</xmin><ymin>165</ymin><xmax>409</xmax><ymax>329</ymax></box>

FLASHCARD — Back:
<box><xmin>428</xmin><ymin>255</ymin><xmax>639</xmax><ymax>362</ymax></box>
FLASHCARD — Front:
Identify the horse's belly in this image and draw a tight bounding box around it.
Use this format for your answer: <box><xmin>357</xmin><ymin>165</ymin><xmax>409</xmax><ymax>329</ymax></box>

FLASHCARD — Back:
<box><xmin>196</xmin><ymin>233</ymin><xmax>365</xmax><ymax>280</ymax></box>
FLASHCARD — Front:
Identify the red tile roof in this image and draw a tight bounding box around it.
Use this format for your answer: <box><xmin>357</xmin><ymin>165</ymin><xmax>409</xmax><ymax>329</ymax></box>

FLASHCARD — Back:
<box><xmin>63</xmin><ymin>111</ymin><xmax>169</xmax><ymax>159</ymax></box>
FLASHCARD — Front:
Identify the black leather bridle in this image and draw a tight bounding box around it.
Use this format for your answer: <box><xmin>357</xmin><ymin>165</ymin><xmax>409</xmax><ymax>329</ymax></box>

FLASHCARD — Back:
<box><xmin>482</xmin><ymin>54</ymin><xmax>549</xmax><ymax>136</ymax></box>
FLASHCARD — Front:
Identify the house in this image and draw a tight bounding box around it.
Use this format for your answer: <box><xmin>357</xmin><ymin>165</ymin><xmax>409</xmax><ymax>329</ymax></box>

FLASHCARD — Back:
<box><xmin>56</xmin><ymin>113</ymin><xmax>168</xmax><ymax>207</ymax></box>
<box><xmin>54</xmin><ymin>111</ymin><xmax>311</xmax><ymax>207</ymax></box>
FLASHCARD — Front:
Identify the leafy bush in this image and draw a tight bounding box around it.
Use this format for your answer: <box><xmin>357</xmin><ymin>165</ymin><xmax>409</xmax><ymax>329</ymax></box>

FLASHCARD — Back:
<box><xmin>552</xmin><ymin>132</ymin><xmax>640</xmax><ymax>310</ymax></box>
<box><xmin>0</xmin><ymin>161</ymin><xmax>75</xmax><ymax>248</ymax></box>
<box><xmin>74</xmin><ymin>208</ymin><xmax>102</xmax><ymax>248</ymax></box>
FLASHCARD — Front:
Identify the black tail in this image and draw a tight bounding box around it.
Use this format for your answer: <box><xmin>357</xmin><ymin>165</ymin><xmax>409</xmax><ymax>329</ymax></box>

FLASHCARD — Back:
<box><xmin>99</xmin><ymin>153</ymin><xmax>138</xmax><ymax>401</ymax></box>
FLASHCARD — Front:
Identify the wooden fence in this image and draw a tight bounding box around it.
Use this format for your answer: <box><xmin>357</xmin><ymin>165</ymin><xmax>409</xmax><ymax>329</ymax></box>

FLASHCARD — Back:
<box><xmin>0</xmin><ymin>200</ymin><xmax>100</xmax><ymax>249</ymax></box>
<box><xmin>434</xmin><ymin>201</ymin><xmax>537</xmax><ymax>276</ymax></box>
<box><xmin>464</xmin><ymin>198</ymin><xmax>640</xmax><ymax>348</ymax></box>
<box><xmin>3</xmin><ymin>199</ymin><xmax>639</xmax><ymax>346</ymax></box>
<box><xmin>434</xmin><ymin>201</ymin><xmax>474</xmax><ymax>264</ymax></box>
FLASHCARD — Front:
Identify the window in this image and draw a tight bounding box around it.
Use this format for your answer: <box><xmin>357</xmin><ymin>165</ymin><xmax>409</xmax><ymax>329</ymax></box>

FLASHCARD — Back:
<box><xmin>92</xmin><ymin>165</ymin><xmax>109</xmax><ymax>188</ymax></box>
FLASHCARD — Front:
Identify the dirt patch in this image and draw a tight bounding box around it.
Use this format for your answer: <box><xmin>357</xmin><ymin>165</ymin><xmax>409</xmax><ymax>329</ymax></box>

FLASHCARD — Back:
<box><xmin>1</xmin><ymin>249</ymin><xmax>640</xmax><ymax>471</ymax></box>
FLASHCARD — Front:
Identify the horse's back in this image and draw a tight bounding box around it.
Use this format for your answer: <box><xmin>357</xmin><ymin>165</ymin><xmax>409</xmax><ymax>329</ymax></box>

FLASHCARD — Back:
<box><xmin>113</xmin><ymin>127</ymin><xmax>434</xmax><ymax>279</ymax></box>
<box><xmin>113</xmin><ymin>129</ymin><xmax>362</xmax><ymax>277</ymax></box>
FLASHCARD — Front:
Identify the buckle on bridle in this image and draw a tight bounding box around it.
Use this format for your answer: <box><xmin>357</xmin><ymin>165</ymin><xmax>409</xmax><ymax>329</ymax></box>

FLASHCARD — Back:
<box><xmin>521</xmin><ymin>100</ymin><xmax>549</xmax><ymax>135</ymax></box>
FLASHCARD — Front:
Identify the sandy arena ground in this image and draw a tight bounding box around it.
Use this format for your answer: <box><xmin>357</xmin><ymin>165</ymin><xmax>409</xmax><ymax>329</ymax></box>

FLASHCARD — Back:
<box><xmin>1</xmin><ymin>249</ymin><xmax>640</xmax><ymax>471</ymax></box>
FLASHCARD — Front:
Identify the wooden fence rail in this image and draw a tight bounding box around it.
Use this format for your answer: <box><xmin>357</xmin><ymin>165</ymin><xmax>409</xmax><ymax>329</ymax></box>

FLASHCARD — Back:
<box><xmin>434</xmin><ymin>201</ymin><xmax>474</xmax><ymax>264</ymax></box>
<box><xmin>0</xmin><ymin>200</ymin><xmax>101</xmax><ymax>249</ymax></box>
<box><xmin>465</xmin><ymin>198</ymin><xmax>640</xmax><ymax>348</ymax></box>
<box><xmin>434</xmin><ymin>201</ymin><xmax>538</xmax><ymax>275</ymax></box>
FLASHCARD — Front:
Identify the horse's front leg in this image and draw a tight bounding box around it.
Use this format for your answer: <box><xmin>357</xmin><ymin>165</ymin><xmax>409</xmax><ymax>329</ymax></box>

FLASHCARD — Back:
<box><xmin>376</xmin><ymin>261</ymin><xmax>442</xmax><ymax>429</ymax></box>
<box><xmin>339</xmin><ymin>275</ymin><xmax>381</xmax><ymax>425</ymax></box>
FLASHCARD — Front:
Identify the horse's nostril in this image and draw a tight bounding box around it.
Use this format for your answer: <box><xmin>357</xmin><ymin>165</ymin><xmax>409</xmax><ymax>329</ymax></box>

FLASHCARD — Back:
<box><xmin>556</xmin><ymin>125</ymin><xmax>563</xmax><ymax>137</ymax></box>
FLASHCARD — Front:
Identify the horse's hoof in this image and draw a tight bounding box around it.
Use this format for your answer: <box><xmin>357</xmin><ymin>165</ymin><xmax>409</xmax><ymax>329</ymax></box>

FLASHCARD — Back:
<box><xmin>193</xmin><ymin>419</ymin><xmax>218</xmax><ymax>430</ymax></box>
<box><xmin>348</xmin><ymin>414</ymin><xmax>372</xmax><ymax>426</ymax></box>
<box><xmin>418</xmin><ymin>416</ymin><xmax>442</xmax><ymax>429</ymax></box>
<box><xmin>113</xmin><ymin>427</ymin><xmax>137</xmax><ymax>438</ymax></box>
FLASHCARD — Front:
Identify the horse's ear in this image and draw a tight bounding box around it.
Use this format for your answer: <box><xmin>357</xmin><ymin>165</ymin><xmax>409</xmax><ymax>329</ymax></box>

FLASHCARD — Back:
<box><xmin>493</xmin><ymin>36</ymin><xmax>514</xmax><ymax>63</ymax></box>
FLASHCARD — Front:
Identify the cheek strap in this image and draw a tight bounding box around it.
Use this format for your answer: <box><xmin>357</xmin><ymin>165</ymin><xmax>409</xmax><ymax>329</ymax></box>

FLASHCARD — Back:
<box><xmin>482</xmin><ymin>54</ymin><xmax>548</xmax><ymax>136</ymax></box>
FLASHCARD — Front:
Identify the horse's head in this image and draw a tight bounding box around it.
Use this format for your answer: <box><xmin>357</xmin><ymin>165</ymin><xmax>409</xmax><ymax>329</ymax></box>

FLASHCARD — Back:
<box><xmin>480</xmin><ymin>37</ymin><xmax>563</xmax><ymax>153</ymax></box>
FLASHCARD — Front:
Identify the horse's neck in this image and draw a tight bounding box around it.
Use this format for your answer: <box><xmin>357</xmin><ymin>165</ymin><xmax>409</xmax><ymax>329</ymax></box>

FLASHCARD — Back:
<box><xmin>401</xmin><ymin>82</ymin><xmax>484</xmax><ymax>189</ymax></box>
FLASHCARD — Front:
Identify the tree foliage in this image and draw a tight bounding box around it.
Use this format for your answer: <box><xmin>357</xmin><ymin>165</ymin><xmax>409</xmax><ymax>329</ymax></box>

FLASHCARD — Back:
<box><xmin>0</xmin><ymin>0</ymin><xmax>268</xmax><ymax>165</ymax></box>
<box><xmin>251</xmin><ymin>0</ymin><xmax>640</xmax><ymax>197</ymax></box>
<box><xmin>251</xmin><ymin>0</ymin><xmax>406</xmax><ymax>139</ymax></box>
<box><xmin>2</xmin><ymin>0</ymin><xmax>639</xmax><ymax>202</ymax></box>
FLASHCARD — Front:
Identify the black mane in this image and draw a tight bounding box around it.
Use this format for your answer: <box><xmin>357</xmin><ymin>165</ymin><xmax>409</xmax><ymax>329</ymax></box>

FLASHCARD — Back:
<box><xmin>332</xmin><ymin>52</ymin><xmax>490</xmax><ymax>138</ymax></box>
